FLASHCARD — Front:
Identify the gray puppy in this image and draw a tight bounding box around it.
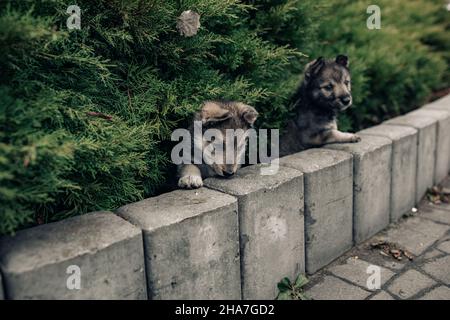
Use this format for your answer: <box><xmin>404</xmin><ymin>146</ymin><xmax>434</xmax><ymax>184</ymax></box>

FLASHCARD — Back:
<box><xmin>280</xmin><ymin>55</ymin><xmax>360</xmax><ymax>156</ymax></box>
<box><xmin>178</xmin><ymin>100</ymin><xmax>258</xmax><ymax>189</ymax></box>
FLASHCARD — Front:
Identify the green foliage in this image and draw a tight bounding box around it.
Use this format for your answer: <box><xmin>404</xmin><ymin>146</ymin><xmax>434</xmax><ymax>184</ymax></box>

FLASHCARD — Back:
<box><xmin>311</xmin><ymin>0</ymin><xmax>449</xmax><ymax>131</ymax></box>
<box><xmin>276</xmin><ymin>274</ymin><xmax>310</xmax><ymax>300</ymax></box>
<box><xmin>0</xmin><ymin>0</ymin><xmax>323</xmax><ymax>234</ymax></box>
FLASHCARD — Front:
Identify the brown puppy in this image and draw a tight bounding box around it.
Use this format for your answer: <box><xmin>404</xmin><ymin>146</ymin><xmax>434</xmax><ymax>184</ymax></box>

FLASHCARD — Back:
<box><xmin>177</xmin><ymin>100</ymin><xmax>258</xmax><ymax>189</ymax></box>
<box><xmin>280</xmin><ymin>55</ymin><xmax>360</xmax><ymax>156</ymax></box>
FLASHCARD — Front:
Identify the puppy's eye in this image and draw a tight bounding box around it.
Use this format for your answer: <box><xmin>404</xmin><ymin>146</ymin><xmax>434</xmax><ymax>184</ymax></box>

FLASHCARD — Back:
<box><xmin>344</xmin><ymin>80</ymin><xmax>350</xmax><ymax>86</ymax></box>
<box><xmin>324</xmin><ymin>84</ymin><xmax>333</xmax><ymax>90</ymax></box>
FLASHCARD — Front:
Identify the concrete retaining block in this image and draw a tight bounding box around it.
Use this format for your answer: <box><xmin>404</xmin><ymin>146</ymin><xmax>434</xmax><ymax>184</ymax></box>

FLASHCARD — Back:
<box><xmin>0</xmin><ymin>212</ymin><xmax>146</xmax><ymax>300</ymax></box>
<box><xmin>279</xmin><ymin>149</ymin><xmax>353</xmax><ymax>274</ymax></box>
<box><xmin>410</xmin><ymin>108</ymin><xmax>450</xmax><ymax>183</ymax></box>
<box><xmin>359</xmin><ymin>125</ymin><xmax>418</xmax><ymax>221</ymax></box>
<box><xmin>424</xmin><ymin>94</ymin><xmax>450</xmax><ymax>112</ymax></box>
<box><xmin>325</xmin><ymin>135</ymin><xmax>392</xmax><ymax>244</ymax></box>
<box><xmin>384</xmin><ymin>114</ymin><xmax>436</xmax><ymax>203</ymax></box>
<box><xmin>117</xmin><ymin>188</ymin><xmax>241</xmax><ymax>300</ymax></box>
<box><xmin>424</xmin><ymin>94</ymin><xmax>450</xmax><ymax>170</ymax></box>
<box><xmin>204</xmin><ymin>164</ymin><xmax>304</xmax><ymax>300</ymax></box>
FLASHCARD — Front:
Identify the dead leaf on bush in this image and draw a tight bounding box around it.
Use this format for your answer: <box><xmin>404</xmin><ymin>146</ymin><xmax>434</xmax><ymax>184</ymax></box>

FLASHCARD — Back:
<box><xmin>86</xmin><ymin>111</ymin><xmax>113</xmax><ymax>121</ymax></box>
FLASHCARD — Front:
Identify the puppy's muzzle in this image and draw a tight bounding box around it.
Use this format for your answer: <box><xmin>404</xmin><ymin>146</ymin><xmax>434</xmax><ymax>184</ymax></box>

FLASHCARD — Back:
<box><xmin>340</xmin><ymin>95</ymin><xmax>351</xmax><ymax>106</ymax></box>
<box><xmin>223</xmin><ymin>170</ymin><xmax>235</xmax><ymax>178</ymax></box>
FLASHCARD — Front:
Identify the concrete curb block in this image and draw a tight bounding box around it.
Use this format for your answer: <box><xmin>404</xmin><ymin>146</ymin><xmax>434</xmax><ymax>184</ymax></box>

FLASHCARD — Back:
<box><xmin>359</xmin><ymin>124</ymin><xmax>418</xmax><ymax>221</ymax></box>
<box><xmin>424</xmin><ymin>95</ymin><xmax>450</xmax><ymax>171</ymax></box>
<box><xmin>0</xmin><ymin>211</ymin><xmax>147</xmax><ymax>300</ymax></box>
<box><xmin>424</xmin><ymin>95</ymin><xmax>450</xmax><ymax>113</ymax></box>
<box><xmin>204</xmin><ymin>164</ymin><xmax>305</xmax><ymax>299</ymax></box>
<box><xmin>412</xmin><ymin>108</ymin><xmax>450</xmax><ymax>183</ymax></box>
<box><xmin>384</xmin><ymin>114</ymin><xmax>437</xmax><ymax>203</ymax></box>
<box><xmin>117</xmin><ymin>188</ymin><xmax>241</xmax><ymax>300</ymax></box>
<box><xmin>324</xmin><ymin>135</ymin><xmax>392</xmax><ymax>244</ymax></box>
<box><xmin>280</xmin><ymin>149</ymin><xmax>353</xmax><ymax>274</ymax></box>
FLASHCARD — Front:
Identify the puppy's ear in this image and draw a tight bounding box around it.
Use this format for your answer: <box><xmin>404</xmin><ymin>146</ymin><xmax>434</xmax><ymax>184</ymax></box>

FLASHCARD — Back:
<box><xmin>304</xmin><ymin>57</ymin><xmax>325</xmax><ymax>83</ymax></box>
<box><xmin>335</xmin><ymin>54</ymin><xmax>349</xmax><ymax>68</ymax></box>
<box><xmin>200</xmin><ymin>101</ymin><xmax>231</xmax><ymax>124</ymax></box>
<box><xmin>239</xmin><ymin>104</ymin><xmax>258</xmax><ymax>125</ymax></box>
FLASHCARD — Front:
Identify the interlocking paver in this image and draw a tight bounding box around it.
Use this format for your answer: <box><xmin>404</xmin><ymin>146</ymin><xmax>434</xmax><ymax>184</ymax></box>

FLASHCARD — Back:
<box><xmin>307</xmin><ymin>276</ymin><xmax>371</xmax><ymax>300</ymax></box>
<box><xmin>370</xmin><ymin>291</ymin><xmax>395</xmax><ymax>300</ymax></box>
<box><xmin>420</xmin><ymin>256</ymin><xmax>450</xmax><ymax>285</ymax></box>
<box><xmin>419</xmin><ymin>286</ymin><xmax>450</xmax><ymax>300</ymax></box>
<box><xmin>421</xmin><ymin>249</ymin><xmax>446</xmax><ymax>261</ymax></box>
<box><xmin>437</xmin><ymin>239</ymin><xmax>450</xmax><ymax>254</ymax></box>
<box><xmin>305</xmin><ymin>180</ymin><xmax>450</xmax><ymax>300</ymax></box>
<box><xmin>419</xmin><ymin>204</ymin><xmax>450</xmax><ymax>225</ymax></box>
<box><xmin>387</xmin><ymin>269</ymin><xmax>436</xmax><ymax>299</ymax></box>
<box><xmin>382</xmin><ymin>217</ymin><xmax>449</xmax><ymax>255</ymax></box>
<box><xmin>328</xmin><ymin>257</ymin><xmax>394</xmax><ymax>290</ymax></box>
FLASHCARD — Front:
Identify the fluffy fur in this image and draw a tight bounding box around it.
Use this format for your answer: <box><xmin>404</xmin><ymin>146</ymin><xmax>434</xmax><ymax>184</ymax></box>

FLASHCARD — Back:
<box><xmin>280</xmin><ymin>55</ymin><xmax>360</xmax><ymax>156</ymax></box>
<box><xmin>178</xmin><ymin>100</ymin><xmax>258</xmax><ymax>189</ymax></box>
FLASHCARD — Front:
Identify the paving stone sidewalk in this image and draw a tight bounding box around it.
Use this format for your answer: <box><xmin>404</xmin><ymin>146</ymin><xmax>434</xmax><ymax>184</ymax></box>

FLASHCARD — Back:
<box><xmin>303</xmin><ymin>177</ymin><xmax>450</xmax><ymax>300</ymax></box>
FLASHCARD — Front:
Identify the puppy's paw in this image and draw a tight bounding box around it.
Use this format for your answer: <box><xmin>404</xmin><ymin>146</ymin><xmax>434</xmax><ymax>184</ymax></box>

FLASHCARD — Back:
<box><xmin>178</xmin><ymin>175</ymin><xmax>203</xmax><ymax>189</ymax></box>
<box><xmin>349</xmin><ymin>133</ymin><xmax>361</xmax><ymax>143</ymax></box>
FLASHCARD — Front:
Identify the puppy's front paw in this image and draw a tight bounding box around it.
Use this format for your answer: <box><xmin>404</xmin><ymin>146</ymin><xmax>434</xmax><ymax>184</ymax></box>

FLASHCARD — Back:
<box><xmin>178</xmin><ymin>175</ymin><xmax>203</xmax><ymax>189</ymax></box>
<box><xmin>349</xmin><ymin>134</ymin><xmax>361</xmax><ymax>143</ymax></box>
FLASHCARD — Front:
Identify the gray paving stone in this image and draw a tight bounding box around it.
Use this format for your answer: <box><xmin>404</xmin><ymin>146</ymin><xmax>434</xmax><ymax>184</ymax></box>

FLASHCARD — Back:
<box><xmin>380</xmin><ymin>260</ymin><xmax>406</xmax><ymax>271</ymax></box>
<box><xmin>205</xmin><ymin>164</ymin><xmax>305</xmax><ymax>299</ymax></box>
<box><xmin>280</xmin><ymin>149</ymin><xmax>353</xmax><ymax>274</ymax></box>
<box><xmin>432</xmin><ymin>202</ymin><xmax>450</xmax><ymax>212</ymax></box>
<box><xmin>385</xmin><ymin>115</ymin><xmax>436</xmax><ymax>204</ymax></box>
<box><xmin>370</xmin><ymin>290</ymin><xmax>395</xmax><ymax>300</ymax></box>
<box><xmin>421</xmin><ymin>255</ymin><xmax>450</xmax><ymax>285</ymax></box>
<box><xmin>387</xmin><ymin>269</ymin><xmax>436</xmax><ymax>299</ymax></box>
<box><xmin>422</xmin><ymin>249</ymin><xmax>446</xmax><ymax>261</ymax></box>
<box><xmin>117</xmin><ymin>188</ymin><xmax>241</xmax><ymax>300</ymax></box>
<box><xmin>0</xmin><ymin>212</ymin><xmax>146</xmax><ymax>300</ymax></box>
<box><xmin>329</xmin><ymin>257</ymin><xmax>394</xmax><ymax>291</ymax></box>
<box><xmin>383</xmin><ymin>216</ymin><xmax>449</xmax><ymax>255</ymax></box>
<box><xmin>419</xmin><ymin>204</ymin><xmax>450</xmax><ymax>225</ymax></box>
<box><xmin>437</xmin><ymin>239</ymin><xmax>450</xmax><ymax>254</ymax></box>
<box><xmin>359</xmin><ymin>125</ymin><xmax>418</xmax><ymax>221</ymax></box>
<box><xmin>325</xmin><ymin>135</ymin><xmax>392</xmax><ymax>243</ymax></box>
<box><xmin>411</xmin><ymin>108</ymin><xmax>450</xmax><ymax>184</ymax></box>
<box><xmin>307</xmin><ymin>276</ymin><xmax>371</xmax><ymax>300</ymax></box>
<box><xmin>419</xmin><ymin>286</ymin><xmax>450</xmax><ymax>300</ymax></box>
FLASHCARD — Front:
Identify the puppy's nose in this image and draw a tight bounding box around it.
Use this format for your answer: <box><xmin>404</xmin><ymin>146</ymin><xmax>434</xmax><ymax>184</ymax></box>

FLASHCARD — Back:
<box><xmin>340</xmin><ymin>96</ymin><xmax>351</xmax><ymax>106</ymax></box>
<box><xmin>223</xmin><ymin>171</ymin><xmax>235</xmax><ymax>178</ymax></box>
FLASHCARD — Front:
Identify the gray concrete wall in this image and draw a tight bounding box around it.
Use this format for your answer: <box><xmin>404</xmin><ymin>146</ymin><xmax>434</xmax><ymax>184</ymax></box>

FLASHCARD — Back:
<box><xmin>0</xmin><ymin>94</ymin><xmax>448</xmax><ymax>300</ymax></box>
